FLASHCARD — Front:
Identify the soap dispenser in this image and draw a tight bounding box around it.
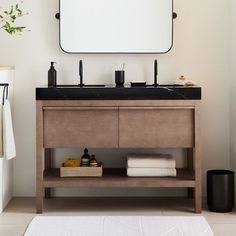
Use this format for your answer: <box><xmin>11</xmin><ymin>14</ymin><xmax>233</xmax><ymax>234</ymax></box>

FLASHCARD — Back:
<box><xmin>48</xmin><ymin>62</ymin><xmax>57</xmax><ymax>87</ymax></box>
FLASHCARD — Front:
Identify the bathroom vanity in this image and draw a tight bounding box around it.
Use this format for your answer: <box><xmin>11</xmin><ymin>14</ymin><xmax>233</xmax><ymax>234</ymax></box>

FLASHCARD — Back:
<box><xmin>36</xmin><ymin>86</ymin><xmax>201</xmax><ymax>213</ymax></box>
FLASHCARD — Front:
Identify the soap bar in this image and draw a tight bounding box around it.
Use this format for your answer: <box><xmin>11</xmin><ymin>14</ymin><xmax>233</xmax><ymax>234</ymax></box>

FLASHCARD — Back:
<box><xmin>185</xmin><ymin>81</ymin><xmax>195</xmax><ymax>86</ymax></box>
<box><xmin>63</xmin><ymin>159</ymin><xmax>81</xmax><ymax>167</ymax></box>
<box><xmin>173</xmin><ymin>80</ymin><xmax>185</xmax><ymax>86</ymax></box>
<box><xmin>173</xmin><ymin>75</ymin><xmax>196</xmax><ymax>87</ymax></box>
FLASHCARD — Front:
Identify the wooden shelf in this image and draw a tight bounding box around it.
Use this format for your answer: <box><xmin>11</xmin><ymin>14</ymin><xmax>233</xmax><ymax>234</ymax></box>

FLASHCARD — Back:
<box><xmin>43</xmin><ymin>168</ymin><xmax>195</xmax><ymax>188</ymax></box>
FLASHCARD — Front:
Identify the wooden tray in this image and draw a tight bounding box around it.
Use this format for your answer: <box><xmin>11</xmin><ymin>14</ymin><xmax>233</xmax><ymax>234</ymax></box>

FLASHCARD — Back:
<box><xmin>60</xmin><ymin>166</ymin><xmax>103</xmax><ymax>177</ymax></box>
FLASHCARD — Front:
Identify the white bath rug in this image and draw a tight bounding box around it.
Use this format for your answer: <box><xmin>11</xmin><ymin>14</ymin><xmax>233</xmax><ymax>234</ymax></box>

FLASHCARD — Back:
<box><xmin>24</xmin><ymin>216</ymin><xmax>213</xmax><ymax>236</ymax></box>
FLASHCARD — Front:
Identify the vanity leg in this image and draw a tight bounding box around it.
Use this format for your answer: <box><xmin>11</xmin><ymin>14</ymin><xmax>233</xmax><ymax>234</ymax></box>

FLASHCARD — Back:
<box><xmin>44</xmin><ymin>149</ymin><xmax>52</xmax><ymax>199</ymax></box>
<box><xmin>194</xmin><ymin>149</ymin><xmax>202</xmax><ymax>213</ymax></box>
<box><xmin>187</xmin><ymin>149</ymin><xmax>194</xmax><ymax>199</ymax></box>
<box><xmin>36</xmin><ymin>101</ymin><xmax>44</xmax><ymax>214</ymax></box>
<box><xmin>36</xmin><ymin>146</ymin><xmax>44</xmax><ymax>213</ymax></box>
<box><xmin>195</xmin><ymin>182</ymin><xmax>202</xmax><ymax>213</ymax></box>
<box><xmin>36</xmin><ymin>184</ymin><xmax>44</xmax><ymax>214</ymax></box>
<box><xmin>194</xmin><ymin>105</ymin><xmax>202</xmax><ymax>213</ymax></box>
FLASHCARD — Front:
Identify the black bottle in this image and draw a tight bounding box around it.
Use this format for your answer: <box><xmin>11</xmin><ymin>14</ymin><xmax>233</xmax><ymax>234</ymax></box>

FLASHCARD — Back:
<box><xmin>48</xmin><ymin>62</ymin><xmax>57</xmax><ymax>87</ymax></box>
<box><xmin>81</xmin><ymin>148</ymin><xmax>90</xmax><ymax>166</ymax></box>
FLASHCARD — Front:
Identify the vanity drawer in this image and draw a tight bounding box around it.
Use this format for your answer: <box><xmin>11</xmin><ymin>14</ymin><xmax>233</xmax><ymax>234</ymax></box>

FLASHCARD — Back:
<box><xmin>119</xmin><ymin>107</ymin><xmax>194</xmax><ymax>148</ymax></box>
<box><xmin>43</xmin><ymin>107</ymin><xmax>118</xmax><ymax>148</ymax></box>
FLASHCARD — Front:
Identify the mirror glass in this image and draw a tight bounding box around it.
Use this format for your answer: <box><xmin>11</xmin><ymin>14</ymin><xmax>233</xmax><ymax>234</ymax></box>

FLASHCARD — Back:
<box><xmin>60</xmin><ymin>0</ymin><xmax>173</xmax><ymax>53</ymax></box>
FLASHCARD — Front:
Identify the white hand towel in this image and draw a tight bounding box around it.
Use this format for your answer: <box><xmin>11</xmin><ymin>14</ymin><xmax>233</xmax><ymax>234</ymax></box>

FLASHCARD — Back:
<box><xmin>0</xmin><ymin>106</ymin><xmax>3</xmax><ymax>157</ymax></box>
<box><xmin>3</xmin><ymin>100</ymin><xmax>16</xmax><ymax>160</ymax></box>
<box><xmin>127</xmin><ymin>153</ymin><xmax>175</xmax><ymax>168</ymax></box>
<box><xmin>127</xmin><ymin>168</ymin><xmax>177</xmax><ymax>177</ymax></box>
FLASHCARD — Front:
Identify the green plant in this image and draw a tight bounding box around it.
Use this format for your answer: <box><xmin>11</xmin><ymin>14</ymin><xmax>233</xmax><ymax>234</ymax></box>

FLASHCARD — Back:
<box><xmin>0</xmin><ymin>1</ymin><xmax>27</xmax><ymax>35</ymax></box>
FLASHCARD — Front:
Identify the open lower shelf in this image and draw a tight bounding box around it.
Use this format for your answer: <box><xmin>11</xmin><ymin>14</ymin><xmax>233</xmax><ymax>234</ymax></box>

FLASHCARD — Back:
<box><xmin>43</xmin><ymin>168</ymin><xmax>195</xmax><ymax>188</ymax></box>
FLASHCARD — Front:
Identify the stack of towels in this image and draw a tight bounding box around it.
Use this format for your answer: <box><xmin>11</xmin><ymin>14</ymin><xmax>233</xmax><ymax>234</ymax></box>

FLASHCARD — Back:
<box><xmin>127</xmin><ymin>153</ymin><xmax>176</xmax><ymax>177</ymax></box>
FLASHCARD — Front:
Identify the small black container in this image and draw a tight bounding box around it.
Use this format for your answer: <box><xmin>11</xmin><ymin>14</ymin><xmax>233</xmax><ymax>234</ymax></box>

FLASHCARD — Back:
<box><xmin>207</xmin><ymin>169</ymin><xmax>234</xmax><ymax>212</ymax></box>
<box><xmin>48</xmin><ymin>62</ymin><xmax>57</xmax><ymax>87</ymax></box>
<box><xmin>81</xmin><ymin>148</ymin><xmax>90</xmax><ymax>166</ymax></box>
<box><xmin>115</xmin><ymin>70</ymin><xmax>125</xmax><ymax>86</ymax></box>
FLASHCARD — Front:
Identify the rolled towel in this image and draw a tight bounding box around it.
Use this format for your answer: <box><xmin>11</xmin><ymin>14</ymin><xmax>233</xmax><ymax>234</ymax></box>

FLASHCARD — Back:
<box><xmin>127</xmin><ymin>168</ymin><xmax>177</xmax><ymax>177</ymax></box>
<box><xmin>127</xmin><ymin>153</ymin><xmax>175</xmax><ymax>168</ymax></box>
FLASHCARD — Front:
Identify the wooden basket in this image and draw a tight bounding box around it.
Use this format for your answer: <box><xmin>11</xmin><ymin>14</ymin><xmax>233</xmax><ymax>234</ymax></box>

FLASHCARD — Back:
<box><xmin>60</xmin><ymin>166</ymin><xmax>103</xmax><ymax>177</ymax></box>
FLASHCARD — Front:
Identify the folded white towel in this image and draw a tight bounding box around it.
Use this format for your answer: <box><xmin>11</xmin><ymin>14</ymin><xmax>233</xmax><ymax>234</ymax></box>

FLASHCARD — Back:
<box><xmin>127</xmin><ymin>168</ymin><xmax>177</xmax><ymax>177</ymax></box>
<box><xmin>3</xmin><ymin>100</ymin><xmax>16</xmax><ymax>160</ymax></box>
<box><xmin>127</xmin><ymin>153</ymin><xmax>175</xmax><ymax>168</ymax></box>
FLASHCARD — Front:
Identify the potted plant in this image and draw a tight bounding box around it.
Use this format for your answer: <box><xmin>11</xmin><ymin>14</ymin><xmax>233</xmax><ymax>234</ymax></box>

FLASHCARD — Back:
<box><xmin>0</xmin><ymin>1</ymin><xmax>27</xmax><ymax>35</ymax></box>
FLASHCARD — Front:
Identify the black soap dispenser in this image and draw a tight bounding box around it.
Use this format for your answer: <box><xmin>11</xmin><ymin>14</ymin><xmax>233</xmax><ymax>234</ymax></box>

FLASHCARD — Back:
<box><xmin>48</xmin><ymin>62</ymin><xmax>57</xmax><ymax>87</ymax></box>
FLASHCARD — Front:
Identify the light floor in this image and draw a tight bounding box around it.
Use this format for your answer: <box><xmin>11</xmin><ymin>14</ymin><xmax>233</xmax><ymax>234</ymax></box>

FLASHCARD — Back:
<box><xmin>0</xmin><ymin>197</ymin><xmax>236</xmax><ymax>236</ymax></box>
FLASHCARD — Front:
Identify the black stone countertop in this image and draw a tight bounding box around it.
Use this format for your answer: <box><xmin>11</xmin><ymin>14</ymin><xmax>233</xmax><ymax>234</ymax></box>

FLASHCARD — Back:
<box><xmin>36</xmin><ymin>85</ymin><xmax>201</xmax><ymax>100</ymax></box>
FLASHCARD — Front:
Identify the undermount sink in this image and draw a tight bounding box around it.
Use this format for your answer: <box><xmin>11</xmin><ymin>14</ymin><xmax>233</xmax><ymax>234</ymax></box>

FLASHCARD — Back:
<box><xmin>55</xmin><ymin>84</ymin><xmax>184</xmax><ymax>88</ymax></box>
<box><xmin>36</xmin><ymin>84</ymin><xmax>201</xmax><ymax>100</ymax></box>
<box><xmin>55</xmin><ymin>84</ymin><xmax>106</xmax><ymax>88</ymax></box>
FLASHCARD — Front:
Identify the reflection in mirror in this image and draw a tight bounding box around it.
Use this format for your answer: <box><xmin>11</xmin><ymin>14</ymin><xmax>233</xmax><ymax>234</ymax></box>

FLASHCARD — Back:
<box><xmin>60</xmin><ymin>0</ymin><xmax>173</xmax><ymax>53</ymax></box>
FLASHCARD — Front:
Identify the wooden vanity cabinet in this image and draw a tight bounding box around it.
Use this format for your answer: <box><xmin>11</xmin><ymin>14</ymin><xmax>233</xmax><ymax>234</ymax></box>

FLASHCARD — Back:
<box><xmin>43</xmin><ymin>107</ymin><xmax>118</xmax><ymax>148</ymax></box>
<box><xmin>119</xmin><ymin>107</ymin><xmax>194</xmax><ymax>148</ymax></box>
<box><xmin>36</xmin><ymin>100</ymin><xmax>201</xmax><ymax>214</ymax></box>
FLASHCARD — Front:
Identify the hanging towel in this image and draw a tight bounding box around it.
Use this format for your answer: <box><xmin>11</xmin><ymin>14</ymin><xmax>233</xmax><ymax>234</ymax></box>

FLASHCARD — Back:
<box><xmin>0</xmin><ymin>106</ymin><xmax>3</xmax><ymax>157</ymax></box>
<box><xmin>3</xmin><ymin>99</ymin><xmax>16</xmax><ymax>160</ymax></box>
<box><xmin>127</xmin><ymin>168</ymin><xmax>177</xmax><ymax>177</ymax></box>
<box><xmin>127</xmin><ymin>153</ymin><xmax>176</xmax><ymax>168</ymax></box>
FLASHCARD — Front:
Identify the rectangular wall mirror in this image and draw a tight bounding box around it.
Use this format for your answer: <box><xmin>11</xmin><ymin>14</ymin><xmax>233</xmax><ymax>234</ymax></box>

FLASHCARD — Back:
<box><xmin>59</xmin><ymin>0</ymin><xmax>173</xmax><ymax>54</ymax></box>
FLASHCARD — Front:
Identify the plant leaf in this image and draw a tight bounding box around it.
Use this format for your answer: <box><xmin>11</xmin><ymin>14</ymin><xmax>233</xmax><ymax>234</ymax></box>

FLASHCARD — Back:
<box><xmin>9</xmin><ymin>5</ymin><xmax>13</xmax><ymax>15</ymax></box>
<box><xmin>1</xmin><ymin>1</ymin><xmax>28</xmax><ymax>35</ymax></box>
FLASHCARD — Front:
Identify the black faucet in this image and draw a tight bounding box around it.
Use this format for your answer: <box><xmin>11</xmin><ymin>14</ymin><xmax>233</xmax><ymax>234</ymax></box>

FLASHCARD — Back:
<box><xmin>153</xmin><ymin>59</ymin><xmax>158</xmax><ymax>87</ymax></box>
<box><xmin>79</xmin><ymin>60</ymin><xmax>84</xmax><ymax>87</ymax></box>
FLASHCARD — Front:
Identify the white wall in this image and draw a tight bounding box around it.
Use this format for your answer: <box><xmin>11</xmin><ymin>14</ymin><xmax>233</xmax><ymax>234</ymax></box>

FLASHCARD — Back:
<box><xmin>0</xmin><ymin>0</ymin><xmax>231</xmax><ymax>197</ymax></box>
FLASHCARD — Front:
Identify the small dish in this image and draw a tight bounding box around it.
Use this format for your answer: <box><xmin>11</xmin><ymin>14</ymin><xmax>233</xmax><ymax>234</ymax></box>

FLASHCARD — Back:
<box><xmin>130</xmin><ymin>81</ymin><xmax>146</xmax><ymax>87</ymax></box>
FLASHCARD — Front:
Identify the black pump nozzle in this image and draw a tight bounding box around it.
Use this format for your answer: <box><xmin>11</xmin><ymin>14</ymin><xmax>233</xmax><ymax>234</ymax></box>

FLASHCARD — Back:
<box><xmin>50</xmin><ymin>61</ymin><xmax>56</xmax><ymax>67</ymax></box>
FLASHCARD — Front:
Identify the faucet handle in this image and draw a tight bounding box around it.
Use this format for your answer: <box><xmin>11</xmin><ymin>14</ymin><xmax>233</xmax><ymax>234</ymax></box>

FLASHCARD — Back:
<box><xmin>154</xmin><ymin>59</ymin><xmax>158</xmax><ymax>86</ymax></box>
<box><xmin>79</xmin><ymin>60</ymin><xmax>84</xmax><ymax>87</ymax></box>
<box><xmin>79</xmin><ymin>60</ymin><xmax>83</xmax><ymax>77</ymax></box>
<box><xmin>154</xmin><ymin>60</ymin><xmax>158</xmax><ymax>77</ymax></box>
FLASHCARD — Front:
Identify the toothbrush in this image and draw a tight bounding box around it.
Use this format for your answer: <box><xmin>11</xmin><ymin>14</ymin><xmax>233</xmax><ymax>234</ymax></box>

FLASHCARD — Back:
<box><xmin>122</xmin><ymin>63</ymin><xmax>125</xmax><ymax>71</ymax></box>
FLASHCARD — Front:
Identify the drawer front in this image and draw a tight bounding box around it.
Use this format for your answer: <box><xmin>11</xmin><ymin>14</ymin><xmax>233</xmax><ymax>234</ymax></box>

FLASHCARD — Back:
<box><xmin>119</xmin><ymin>107</ymin><xmax>194</xmax><ymax>148</ymax></box>
<box><xmin>43</xmin><ymin>107</ymin><xmax>118</xmax><ymax>148</ymax></box>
